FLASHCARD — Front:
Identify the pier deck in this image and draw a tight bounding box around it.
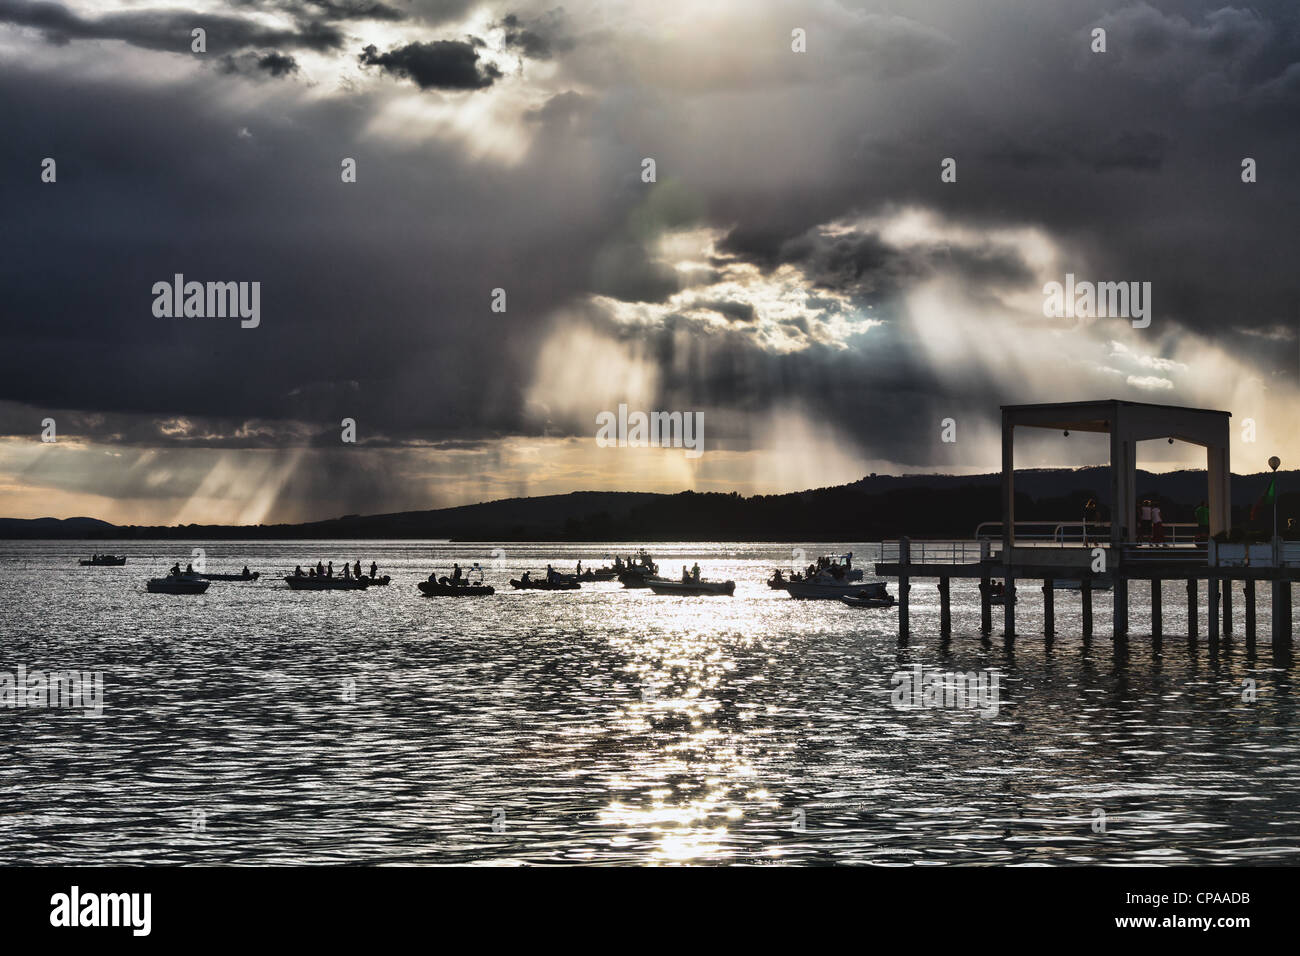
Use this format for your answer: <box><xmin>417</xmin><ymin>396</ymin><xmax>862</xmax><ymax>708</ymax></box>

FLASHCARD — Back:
<box><xmin>874</xmin><ymin>537</ymin><xmax>1297</xmax><ymax>652</ymax></box>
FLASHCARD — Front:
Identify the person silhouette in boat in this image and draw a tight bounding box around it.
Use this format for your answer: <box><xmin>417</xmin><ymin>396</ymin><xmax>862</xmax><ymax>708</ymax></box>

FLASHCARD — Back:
<box><xmin>327</xmin><ymin>561</ymin><xmax>333</xmax><ymax>578</ymax></box>
<box><xmin>353</xmin><ymin>560</ymin><xmax>362</xmax><ymax>578</ymax></box>
<box><xmin>170</xmin><ymin>562</ymin><xmax>181</xmax><ymax>576</ymax></box>
<box><xmin>452</xmin><ymin>563</ymin><xmax>463</xmax><ymax>584</ymax></box>
<box><xmin>546</xmin><ymin>563</ymin><xmax>555</xmax><ymax>583</ymax></box>
<box><xmin>294</xmin><ymin>565</ymin><xmax>304</xmax><ymax>577</ymax></box>
<box><xmin>691</xmin><ymin>562</ymin><xmax>701</xmax><ymax>582</ymax></box>
<box><xmin>242</xmin><ymin>565</ymin><xmax>251</xmax><ymax>577</ymax></box>
<box><xmin>521</xmin><ymin>570</ymin><xmax>531</xmax><ymax>584</ymax></box>
<box><xmin>681</xmin><ymin>565</ymin><xmax>690</xmax><ymax>583</ymax></box>
<box><xmin>184</xmin><ymin>563</ymin><xmax>193</xmax><ymax>575</ymax></box>
<box><xmin>370</xmin><ymin>561</ymin><xmax>378</xmax><ymax>579</ymax></box>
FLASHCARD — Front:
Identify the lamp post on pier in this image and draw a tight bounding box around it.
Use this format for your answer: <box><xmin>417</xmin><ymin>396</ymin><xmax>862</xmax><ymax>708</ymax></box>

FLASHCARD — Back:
<box><xmin>1270</xmin><ymin>456</ymin><xmax>1281</xmax><ymax>554</ymax></box>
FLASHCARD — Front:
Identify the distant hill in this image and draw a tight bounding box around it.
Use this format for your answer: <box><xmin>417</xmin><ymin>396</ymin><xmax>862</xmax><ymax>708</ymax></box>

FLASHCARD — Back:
<box><xmin>2</xmin><ymin>468</ymin><xmax>1295</xmax><ymax>540</ymax></box>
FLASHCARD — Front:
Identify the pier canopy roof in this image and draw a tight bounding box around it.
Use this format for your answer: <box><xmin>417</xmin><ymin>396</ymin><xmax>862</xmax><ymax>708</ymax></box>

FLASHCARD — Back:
<box><xmin>1000</xmin><ymin>399</ymin><xmax>1231</xmax><ymax>547</ymax></box>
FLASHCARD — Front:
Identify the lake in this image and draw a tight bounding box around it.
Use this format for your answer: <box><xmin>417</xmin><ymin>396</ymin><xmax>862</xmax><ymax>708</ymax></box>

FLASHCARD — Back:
<box><xmin>1</xmin><ymin>540</ymin><xmax>1296</xmax><ymax>864</ymax></box>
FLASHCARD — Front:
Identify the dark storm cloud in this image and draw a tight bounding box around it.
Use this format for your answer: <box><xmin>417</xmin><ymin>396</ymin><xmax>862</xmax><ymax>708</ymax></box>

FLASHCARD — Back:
<box><xmin>219</xmin><ymin>50</ymin><xmax>301</xmax><ymax>78</ymax></box>
<box><xmin>358</xmin><ymin>40</ymin><xmax>503</xmax><ymax>90</ymax></box>
<box><xmin>698</xmin><ymin>300</ymin><xmax>756</xmax><ymax>323</ymax></box>
<box><xmin>497</xmin><ymin>10</ymin><xmax>573</xmax><ymax>61</ymax></box>
<box><xmin>0</xmin><ymin>0</ymin><xmax>343</xmax><ymax>53</ymax></box>
<box><xmin>3</xmin><ymin>0</ymin><xmax>1300</xmax><ymax>519</ymax></box>
<box><xmin>290</xmin><ymin>0</ymin><xmax>406</xmax><ymax>22</ymax></box>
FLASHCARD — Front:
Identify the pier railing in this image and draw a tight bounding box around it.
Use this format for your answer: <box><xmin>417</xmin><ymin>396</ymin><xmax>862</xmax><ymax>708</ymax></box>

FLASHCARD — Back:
<box><xmin>973</xmin><ymin>520</ymin><xmax>1201</xmax><ymax>546</ymax></box>
<box><xmin>880</xmin><ymin>540</ymin><xmax>990</xmax><ymax>565</ymax></box>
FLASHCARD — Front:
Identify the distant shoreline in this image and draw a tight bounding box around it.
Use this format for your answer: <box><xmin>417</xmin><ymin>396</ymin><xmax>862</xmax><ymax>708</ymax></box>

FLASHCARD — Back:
<box><xmin>2</xmin><ymin>467</ymin><xmax>1292</xmax><ymax>541</ymax></box>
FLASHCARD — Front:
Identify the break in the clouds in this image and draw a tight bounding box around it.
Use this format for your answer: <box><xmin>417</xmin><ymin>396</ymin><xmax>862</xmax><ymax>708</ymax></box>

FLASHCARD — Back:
<box><xmin>2</xmin><ymin>0</ymin><xmax>1299</xmax><ymax>523</ymax></box>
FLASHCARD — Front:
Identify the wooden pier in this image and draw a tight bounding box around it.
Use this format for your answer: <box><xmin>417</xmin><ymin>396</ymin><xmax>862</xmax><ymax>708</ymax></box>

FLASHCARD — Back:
<box><xmin>876</xmin><ymin>537</ymin><xmax>1296</xmax><ymax>653</ymax></box>
<box><xmin>873</xmin><ymin>399</ymin><xmax>1295</xmax><ymax>655</ymax></box>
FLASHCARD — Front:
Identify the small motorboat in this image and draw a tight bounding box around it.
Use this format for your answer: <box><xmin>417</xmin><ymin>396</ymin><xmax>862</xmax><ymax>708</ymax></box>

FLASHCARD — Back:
<box><xmin>615</xmin><ymin>550</ymin><xmax>660</xmax><ymax>588</ymax></box>
<box><xmin>194</xmin><ymin>570</ymin><xmax>260</xmax><ymax>582</ymax></box>
<box><xmin>510</xmin><ymin>575</ymin><xmax>580</xmax><ymax>590</ymax></box>
<box><xmin>980</xmin><ymin>580</ymin><xmax>1015</xmax><ymax>606</ymax></box>
<box><xmin>146</xmin><ymin>575</ymin><xmax>210</xmax><ymax>595</ymax></box>
<box><xmin>80</xmin><ymin>555</ymin><xmax>126</xmax><ymax>566</ymax></box>
<box><xmin>420</xmin><ymin>565</ymin><xmax>493</xmax><ymax>596</ymax></box>
<box><xmin>839</xmin><ymin>582</ymin><xmax>896</xmax><ymax>609</ymax></box>
<box><xmin>284</xmin><ymin>575</ymin><xmax>371</xmax><ymax>590</ymax></box>
<box><xmin>786</xmin><ymin>574</ymin><xmax>878</xmax><ymax>600</ymax></box>
<box><xmin>419</xmin><ymin>580</ymin><xmax>495</xmax><ymax>597</ymax></box>
<box><xmin>647</xmin><ymin>577</ymin><xmax>735</xmax><ymax>596</ymax></box>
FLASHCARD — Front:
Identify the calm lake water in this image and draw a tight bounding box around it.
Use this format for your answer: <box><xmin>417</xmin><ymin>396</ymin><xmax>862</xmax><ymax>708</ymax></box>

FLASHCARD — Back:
<box><xmin>1</xmin><ymin>540</ymin><xmax>1297</xmax><ymax>865</ymax></box>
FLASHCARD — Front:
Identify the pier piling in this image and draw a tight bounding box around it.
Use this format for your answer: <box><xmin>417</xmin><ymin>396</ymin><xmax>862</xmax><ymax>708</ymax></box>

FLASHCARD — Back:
<box><xmin>1245</xmin><ymin>579</ymin><xmax>1256</xmax><ymax>646</ymax></box>
<box><xmin>1222</xmin><ymin>579</ymin><xmax>1233</xmax><ymax>637</ymax></box>
<box><xmin>1187</xmin><ymin>579</ymin><xmax>1198</xmax><ymax>640</ymax></box>
<box><xmin>1081</xmin><ymin>578</ymin><xmax>1093</xmax><ymax>638</ymax></box>
<box><xmin>979</xmin><ymin>577</ymin><xmax>992</xmax><ymax>633</ymax></box>
<box><xmin>1003</xmin><ymin>578</ymin><xmax>1016</xmax><ymax>639</ymax></box>
<box><xmin>898</xmin><ymin>537</ymin><xmax>910</xmax><ymax>640</ymax></box>
<box><xmin>939</xmin><ymin>577</ymin><xmax>951</xmax><ymax>638</ymax></box>
<box><xmin>1208</xmin><ymin>577</ymin><xmax>1220</xmax><ymax>641</ymax></box>
<box><xmin>1042</xmin><ymin>579</ymin><xmax>1054</xmax><ymax>637</ymax></box>
<box><xmin>1150</xmin><ymin>579</ymin><xmax>1162</xmax><ymax>639</ymax></box>
<box><xmin>1113</xmin><ymin>576</ymin><xmax>1129</xmax><ymax>638</ymax></box>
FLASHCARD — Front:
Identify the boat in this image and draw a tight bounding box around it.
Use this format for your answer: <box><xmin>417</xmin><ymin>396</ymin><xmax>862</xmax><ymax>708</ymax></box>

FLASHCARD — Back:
<box><xmin>510</xmin><ymin>575</ymin><xmax>580</xmax><ymax>590</ymax></box>
<box><xmin>838</xmin><ymin>582</ymin><xmax>896</xmax><ymax>609</ymax></box>
<box><xmin>146</xmin><ymin>575</ymin><xmax>210</xmax><ymax>595</ymax></box>
<box><xmin>807</xmin><ymin>553</ymin><xmax>863</xmax><ymax>582</ymax></box>
<box><xmin>786</xmin><ymin>573</ymin><xmax>880</xmax><ymax>600</ymax></box>
<box><xmin>284</xmin><ymin>575</ymin><xmax>371</xmax><ymax>590</ymax></box>
<box><xmin>615</xmin><ymin>550</ymin><xmax>660</xmax><ymax>588</ymax></box>
<box><xmin>647</xmin><ymin>577</ymin><xmax>735</xmax><ymax>596</ymax></box>
<box><xmin>80</xmin><ymin>555</ymin><xmax>126</xmax><ymax>566</ymax></box>
<box><xmin>980</xmin><ymin>580</ymin><xmax>1016</xmax><ymax>606</ymax></box>
<box><xmin>418</xmin><ymin>580</ymin><xmax>495</xmax><ymax>596</ymax></box>
<box><xmin>194</xmin><ymin>570</ymin><xmax>260</xmax><ymax>582</ymax></box>
<box><xmin>419</xmin><ymin>565</ymin><xmax>493</xmax><ymax>596</ymax></box>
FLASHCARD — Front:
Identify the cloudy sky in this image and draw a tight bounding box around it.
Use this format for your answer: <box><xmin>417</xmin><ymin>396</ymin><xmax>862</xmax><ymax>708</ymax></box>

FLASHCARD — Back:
<box><xmin>2</xmin><ymin>0</ymin><xmax>1298</xmax><ymax>524</ymax></box>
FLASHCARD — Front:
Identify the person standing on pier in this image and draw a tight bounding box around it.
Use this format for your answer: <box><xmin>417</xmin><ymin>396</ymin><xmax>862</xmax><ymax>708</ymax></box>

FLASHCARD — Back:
<box><xmin>1151</xmin><ymin>502</ymin><xmax>1166</xmax><ymax>546</ymax></box>
<box><xmin>1195</xmin><ymin>500</ymin><xmax>1210</xmax><ymax>541</ymax></box>
<box><xmin>1083</xmin><ymin>497</ymin><xmax>1099</xmax><ymax>546</ymax></box>
<box><xmin>1139</xmin><ymin>499</ymin><xmax>1153</xmax><ymax>544</ymax></box>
